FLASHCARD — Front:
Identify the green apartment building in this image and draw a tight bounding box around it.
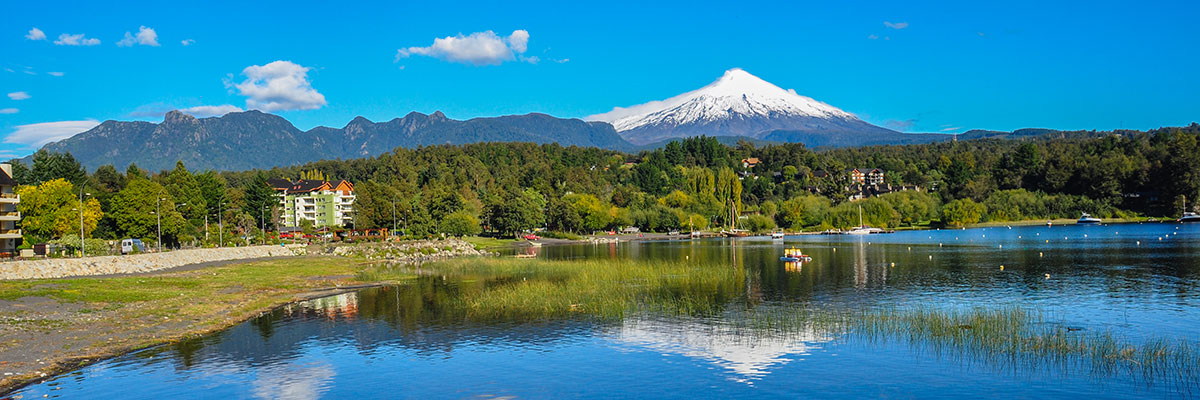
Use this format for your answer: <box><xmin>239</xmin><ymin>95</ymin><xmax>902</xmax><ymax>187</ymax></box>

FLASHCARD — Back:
<box><xmin>269</xmin><ymin>179</ymin><xmax>355</xmax><ymax>229</ymax></box>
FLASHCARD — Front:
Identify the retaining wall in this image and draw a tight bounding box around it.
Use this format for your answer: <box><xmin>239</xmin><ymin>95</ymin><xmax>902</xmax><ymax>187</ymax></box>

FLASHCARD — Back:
<box><xmin>0</xmin><ymin>245</ymin><xmax>301</xmax><ymax>280</ymax></box>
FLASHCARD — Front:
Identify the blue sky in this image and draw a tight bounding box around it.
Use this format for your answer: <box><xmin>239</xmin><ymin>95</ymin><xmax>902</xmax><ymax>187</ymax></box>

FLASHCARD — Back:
<box><xmin>2</xmin><ymin>0</ymin><xmax>1198</xmax><ymax>158</ymax></box>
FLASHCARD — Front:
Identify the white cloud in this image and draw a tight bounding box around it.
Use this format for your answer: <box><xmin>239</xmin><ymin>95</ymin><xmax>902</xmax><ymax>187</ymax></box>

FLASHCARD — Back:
<box><xmin>396</xmin><ymin>30</ymin><xmax>533</xmax><ymax>66</ymax></box>
<box><xmin>884</xmin><ymin>21</ymin><xmax>909</xmax><ymax>30</ymax></box>
<box><xmin>0</xmin><ymin>108</ymin><xmax>17</xmax><ymax>114</ymax></box>
<box><xmin>25</xmin><ymin>27</ymin><xmax>46</xmax><ymax>41</ymax></box>
<box><xmin>555</xmin><ymin>58</ymin><xmax>570</xmax><ymax>63</ymax></box>
<box><xmin>181</xmin><ymin>39</ymin><xmax>195</xmax><ymax>46</ymax></box>
<box><xmin>54</xmin><ymin>33</ymin><xmax>101</xmax><ymax>46</ymax></box>
<box><xmin>868</xmin><ymin>34</ymin><xmax>879</xmax><ymax>40</ymax></box>
<box><xmin>180</xmin><ymin>104</ymin><xmax>242</xmax><ymax>117</ymax></box>
<box><xmin>117</xmin><ymin>26</ymin><xmax>159</xmax><ymax>47</ymax></box>
<box><xmin>48</xmin><ymin>71</ymin><xmax>64</xmax><ymax>77</ymax></box>
<box><xmin>5</xmin><ymin>120</ymin><xmax>100</xmax><ymax>146</ymax></box>
<box><xmin>226</xmin><ymin>60</ymin><xmax>326</xmax><ymax>112</ymax></box>
<box><xmin>7</xmin><ymin>92</ymin><xmax>30</xmax><ymax>100</ymax></box>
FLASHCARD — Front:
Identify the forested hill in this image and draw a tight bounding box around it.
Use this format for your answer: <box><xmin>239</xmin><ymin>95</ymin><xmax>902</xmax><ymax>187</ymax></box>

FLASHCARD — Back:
<box><xmin>36</xmin><ymin>110</ymin><xmax>633</xmax><ymax>171</ymax></box>
<box><xmin>10</xmin><ymin>124</ymin><xmax>1199</xmax><ymax>244</ymax></box>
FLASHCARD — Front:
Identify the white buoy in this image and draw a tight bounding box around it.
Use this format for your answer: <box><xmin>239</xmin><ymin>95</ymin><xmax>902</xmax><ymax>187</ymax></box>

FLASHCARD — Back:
<box><xmin>1045</xmin><ymin>273</ymin><xmax>1051</xmax><ymax>279</ymax></box>
<box><xmin>999</xmin><ymin>244</ymin><xmax>1003</xmax><ymax>249</ymax></box>
<box><xmin>929</xmin><ymin>255</ymin><xmax>933</xmax><ymax>260</ymax></box>
<box><xmin>1137</xmin><ymin>241</ymin><xmax>1141</xmax><ymax>245</ymax></box>
<box><xmin>939</xmin><ymin>243</ymin><xmax>943</xmax><ymax>247</ymax></box>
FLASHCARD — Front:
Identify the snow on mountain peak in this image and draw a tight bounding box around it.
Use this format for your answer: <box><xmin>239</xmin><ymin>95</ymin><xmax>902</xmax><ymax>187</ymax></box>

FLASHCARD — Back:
<box><xmin>587</xmin><ymin>68</ymin><xmax>856</xmax><ymax>132</ymax></box>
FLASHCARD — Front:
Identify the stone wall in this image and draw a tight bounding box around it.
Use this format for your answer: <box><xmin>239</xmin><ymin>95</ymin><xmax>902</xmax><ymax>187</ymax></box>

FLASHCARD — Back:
<box><xmin>0</xmin><ymin>245</ymin><xmax>301</xmax><ymax>280</ymax></box>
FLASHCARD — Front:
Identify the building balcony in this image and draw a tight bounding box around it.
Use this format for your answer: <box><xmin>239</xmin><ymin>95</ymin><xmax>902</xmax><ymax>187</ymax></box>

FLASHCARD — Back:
<box><xmin>0</xmin><ymin>211</ymin><xmax>18</xmax><ymax>221</ymax></box>
<box><xmin>0</xmin><ymin>194</ymin><xmax>18</xmax><ymax>203</ymax></box>
<box><xmin>0</xmin><ymin>228</ymin><xmax>20</xmax><ymax>239</ymax></box>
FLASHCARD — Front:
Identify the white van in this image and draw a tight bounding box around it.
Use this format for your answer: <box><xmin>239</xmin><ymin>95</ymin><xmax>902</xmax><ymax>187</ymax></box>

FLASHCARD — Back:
<box><xmin>121</xmin><ymin>239</ymin><xmax>146</xmax><ymax>254</ymax></box>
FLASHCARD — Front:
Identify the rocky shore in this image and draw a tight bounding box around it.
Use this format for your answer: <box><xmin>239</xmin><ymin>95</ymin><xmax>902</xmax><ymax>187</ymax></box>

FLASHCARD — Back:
<box><xmin>329</xmin><ymin>238</ymin><xmax>493</xmax><ymax>262</ymax></box>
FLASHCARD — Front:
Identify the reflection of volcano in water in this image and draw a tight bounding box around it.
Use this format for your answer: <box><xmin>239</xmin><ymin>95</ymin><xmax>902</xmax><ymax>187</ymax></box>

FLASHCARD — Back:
<box><xmin>608</xmin><ymin>316</ymin><xmax>834</xmax><ymax>380</ymax></box>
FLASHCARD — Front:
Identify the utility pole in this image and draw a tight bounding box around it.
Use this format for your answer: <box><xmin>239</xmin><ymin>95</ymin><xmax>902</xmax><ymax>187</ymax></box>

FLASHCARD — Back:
<box><xmin>391</xmin><ymin>199</ymin><xmax>397</xmax><ymax>239</ymax></box>
<box><xmin>218</xmin><ymin>201</ymin><xmax>224</xmax><ymax>247</ymax></box>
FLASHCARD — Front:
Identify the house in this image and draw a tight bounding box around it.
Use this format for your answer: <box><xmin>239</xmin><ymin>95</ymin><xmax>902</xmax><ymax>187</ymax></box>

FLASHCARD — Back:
<box><xmin>0</xmin><ymin>164</ymin><xmax>18</xmax><ymax>256</ymax></box>
<box><xmin>741</xmin><ymin>158</ymin><xmax>760</xmax><ymax>169</ymax></box>
<box><xmin>846</xmin><ymin>168</ymin><xmax>885</xmax><ymax>185</ymax></box>
<box><xmin>274</xmin><ymin>178</ymin><xmax>356</xmax><ymax>229</ymax></box>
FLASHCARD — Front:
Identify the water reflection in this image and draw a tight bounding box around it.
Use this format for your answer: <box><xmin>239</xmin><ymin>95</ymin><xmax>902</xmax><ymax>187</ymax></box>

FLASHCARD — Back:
<box><xmin>610</xmin><ymin>316</ymin><xmax>832</xmax><ymax>381</ymax></box>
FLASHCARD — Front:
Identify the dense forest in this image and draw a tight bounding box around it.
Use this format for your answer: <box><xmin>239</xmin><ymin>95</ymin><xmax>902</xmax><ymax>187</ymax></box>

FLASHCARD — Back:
<box><xmin>8</xmin><ymin>123</ymin><xmax>1199</xmax><ymax>249</ymax></box>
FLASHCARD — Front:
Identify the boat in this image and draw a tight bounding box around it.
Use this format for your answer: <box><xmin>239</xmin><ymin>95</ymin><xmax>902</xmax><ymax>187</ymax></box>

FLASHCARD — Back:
<box><xmin>771</xmin><ymin>230</ymin><xmax>785</xmax><ymax>240</ymax></box>
<box><xmin>1077</xmin><ymin>213</ymin><xmax>1101</xmax><ymax>224</ymax></box>
<box><xmin>781</xmin><ymin>247</ymin><xmax>811</xmax><ymax>262</ymax></box>
<box><xmin>720</xmin><ymin>199</ymin><xmax>749</xmax><ymax>237</ymax></box>
<box><xmin>1180</xmin><ymin>196</ymin><xmax>1200</xmax><ymax>223</ymax></box>
<box><xmin>846</xmin><ymin>205</ymin><xmax>883</xmax><ymax>235</ymax></box>
<box><xmin>721</xmin><ymin>229</ymin><xmax>750</xmax><ymax>238</ymax></box>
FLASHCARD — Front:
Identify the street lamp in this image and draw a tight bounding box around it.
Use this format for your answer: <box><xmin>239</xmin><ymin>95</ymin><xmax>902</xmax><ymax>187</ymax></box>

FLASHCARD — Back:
<box><xmin>77</xmin><ymin>188</ymin><xmax>90</xmax><ymax>258</ymax></box>
<box><xmin>260</xmin><ymin>205</ymin><xmax>269</xmax><ymax>245</ymax></box>
<box><xmin>155</xmin><ymin>197</ymin><xmax>164</xmax><ymax>252</ymax></box>
<box><xmin>218</xmin><ymin>201</ymin><xmax>225</xmax><ymax>247</ymax></box>
<box><xmin>391</xmin><ymin>199</ymin><xmax>397</xmax><ymax>239</ymax></box>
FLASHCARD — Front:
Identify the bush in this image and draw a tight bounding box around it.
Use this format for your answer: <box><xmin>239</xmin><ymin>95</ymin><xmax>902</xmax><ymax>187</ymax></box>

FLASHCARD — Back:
<box><xmin>440</xmin><ymin>211</ymin><xmax>481</xmax><ymax>237</ymax></box>
<box><xmin>943</xmin><ymin>198</ymin><xmax>987</xmax><ymax>227</ymax></box>
<box><xmin>743</xmin><ymin>214</ymin><xmax>776</xmax><ymax>233</ymax></box>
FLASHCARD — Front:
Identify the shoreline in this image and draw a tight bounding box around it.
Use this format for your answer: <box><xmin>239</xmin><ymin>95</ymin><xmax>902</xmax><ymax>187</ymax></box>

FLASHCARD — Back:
<box><xmin>0</xmin><ymin>238</ymin><xmax>488</xmax><ymax>395</ymax></box>
<box><xmin>0</xmin><ymin>277</ymin><xmax>388</xmax><ymax>395</ymax></box>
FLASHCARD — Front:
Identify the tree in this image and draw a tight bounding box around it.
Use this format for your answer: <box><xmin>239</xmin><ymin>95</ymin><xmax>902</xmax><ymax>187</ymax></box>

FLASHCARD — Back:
<box><xmin>547</xmin><ymin>198</ymin><xmax>583</xmax><ymax>233</ymax></box>
<box><xmin>483</xmin><ymin>189</ymin><xmax>545</xmax><ymax>237</ymax></box>
<box><xmin>942</xmin><ymin>198</ymin><xmax>986</xmax><ymax>227</ymax></box>
<box><xmin>164</xmin><ymin>161</ymin><xmax>207</xmax><ymax>221</ymax></box>
<box><xmin>111</xmin><ymin>179</ymin><xmax>185</xmax><ymax>244</ymax></box>
<box><xmin>440</xmin><ymin>211</ymin><xmax>481</xmax><ymax>237</ymax></box>
<box><xmin>30</xmin><ymin>150</ymin><xmax>86</xmax><ymax>186</ymax></box>
<box><xmin>16</xmin><ymin>178</ymin><xmax>102</xmax><ymax>240</ymax></box>
<box><xmin>243</xmin><ymin>173</ymin><xmax>276</xmax><ymax>230</ymax></box>
<box><xmin>563</xmin><ymin>193</ymin><xmax>611</xmax><ymax>232</ymax></box>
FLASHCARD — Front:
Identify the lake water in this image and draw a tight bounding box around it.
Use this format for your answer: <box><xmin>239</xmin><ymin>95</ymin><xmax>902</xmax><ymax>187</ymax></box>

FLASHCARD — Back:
<box><xmin>13</xmin><ymin>223</ymin><xmax>1200</xmax><ymax>399</ymax></box>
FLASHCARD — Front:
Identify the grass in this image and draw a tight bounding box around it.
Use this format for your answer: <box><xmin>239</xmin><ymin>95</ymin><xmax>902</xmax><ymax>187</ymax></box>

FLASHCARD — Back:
<box><xmin>461</xmin><ymin>236</ymin><xmax>519</xmax><ymax>249</ymax></box>
<box><xmin>357</xmin><ymin>258</ymin><xmax>744</xmax><ymax>320</ymax></box>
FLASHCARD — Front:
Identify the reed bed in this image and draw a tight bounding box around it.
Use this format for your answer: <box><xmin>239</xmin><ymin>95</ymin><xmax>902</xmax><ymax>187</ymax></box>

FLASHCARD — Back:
<box><xmin>360</xmin><ymin>258</ymin><xmax>1199</xmax><ymax>392</ymax></box>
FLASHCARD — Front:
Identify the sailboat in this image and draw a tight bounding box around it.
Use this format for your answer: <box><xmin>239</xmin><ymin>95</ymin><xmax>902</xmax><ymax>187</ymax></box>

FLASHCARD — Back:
<box><xmin>1181</xmin><ymin>196</ymin><xmax>1200</xmax><ymax>223</ymax></box>
<box><xmin>846</xmin><ymin>204</ymin><xmax>883</xmax><ymax>235</ymax></box>
<box><xmin>721</xmin><ymin>199</ymin><xmax>750</xmax><ymax>237</ymax></box>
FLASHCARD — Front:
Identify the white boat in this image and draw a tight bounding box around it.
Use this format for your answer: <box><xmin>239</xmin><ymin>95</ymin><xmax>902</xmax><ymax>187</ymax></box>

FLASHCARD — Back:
<box><xmin>771</xmin><ymin>231</ymin><xmax>785</xmax><ymax>240</ymax></box>
<box><xmin>1181</xmin><ymin>197</ymin><xmax>1200</xmax><ymax>223</ymax></box>
<box><xmin>1077</xmin><ymin>213</ymin><xmax>1101</xmax><ymax>224</ymax></box>
<box><xmin>846</xmin><ymin>204</ymin><xmax>882</xmax><ymax>235</ymax></box>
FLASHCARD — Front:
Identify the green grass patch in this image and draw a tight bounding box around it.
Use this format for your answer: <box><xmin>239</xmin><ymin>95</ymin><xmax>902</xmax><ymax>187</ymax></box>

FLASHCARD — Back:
<box><xmin>461</xmin><ymin>236</ymin><xmax>519</xmax><ymax>250</ymax></box>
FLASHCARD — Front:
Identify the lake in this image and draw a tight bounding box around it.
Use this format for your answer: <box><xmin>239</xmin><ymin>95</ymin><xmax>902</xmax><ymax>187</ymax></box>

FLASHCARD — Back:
<box><xmin>13</xmin><ymin>222</ymin><xmax>1200</xmax><ymax>399</ymax></box>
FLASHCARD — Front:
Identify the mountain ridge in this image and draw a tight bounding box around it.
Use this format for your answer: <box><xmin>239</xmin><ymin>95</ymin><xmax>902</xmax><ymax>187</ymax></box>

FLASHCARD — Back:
<box><xmin>37</xmin><ymin>110</ymin><xmax>634</xmax><ymax>171</ymax></box>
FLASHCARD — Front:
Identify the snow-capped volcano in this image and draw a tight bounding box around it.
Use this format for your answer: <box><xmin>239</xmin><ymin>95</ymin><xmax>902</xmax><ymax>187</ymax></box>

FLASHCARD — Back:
<box><xmin>588</xmin><ymin>68</ymin><xmax>897</xmax><ymax>146</ymax></box>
